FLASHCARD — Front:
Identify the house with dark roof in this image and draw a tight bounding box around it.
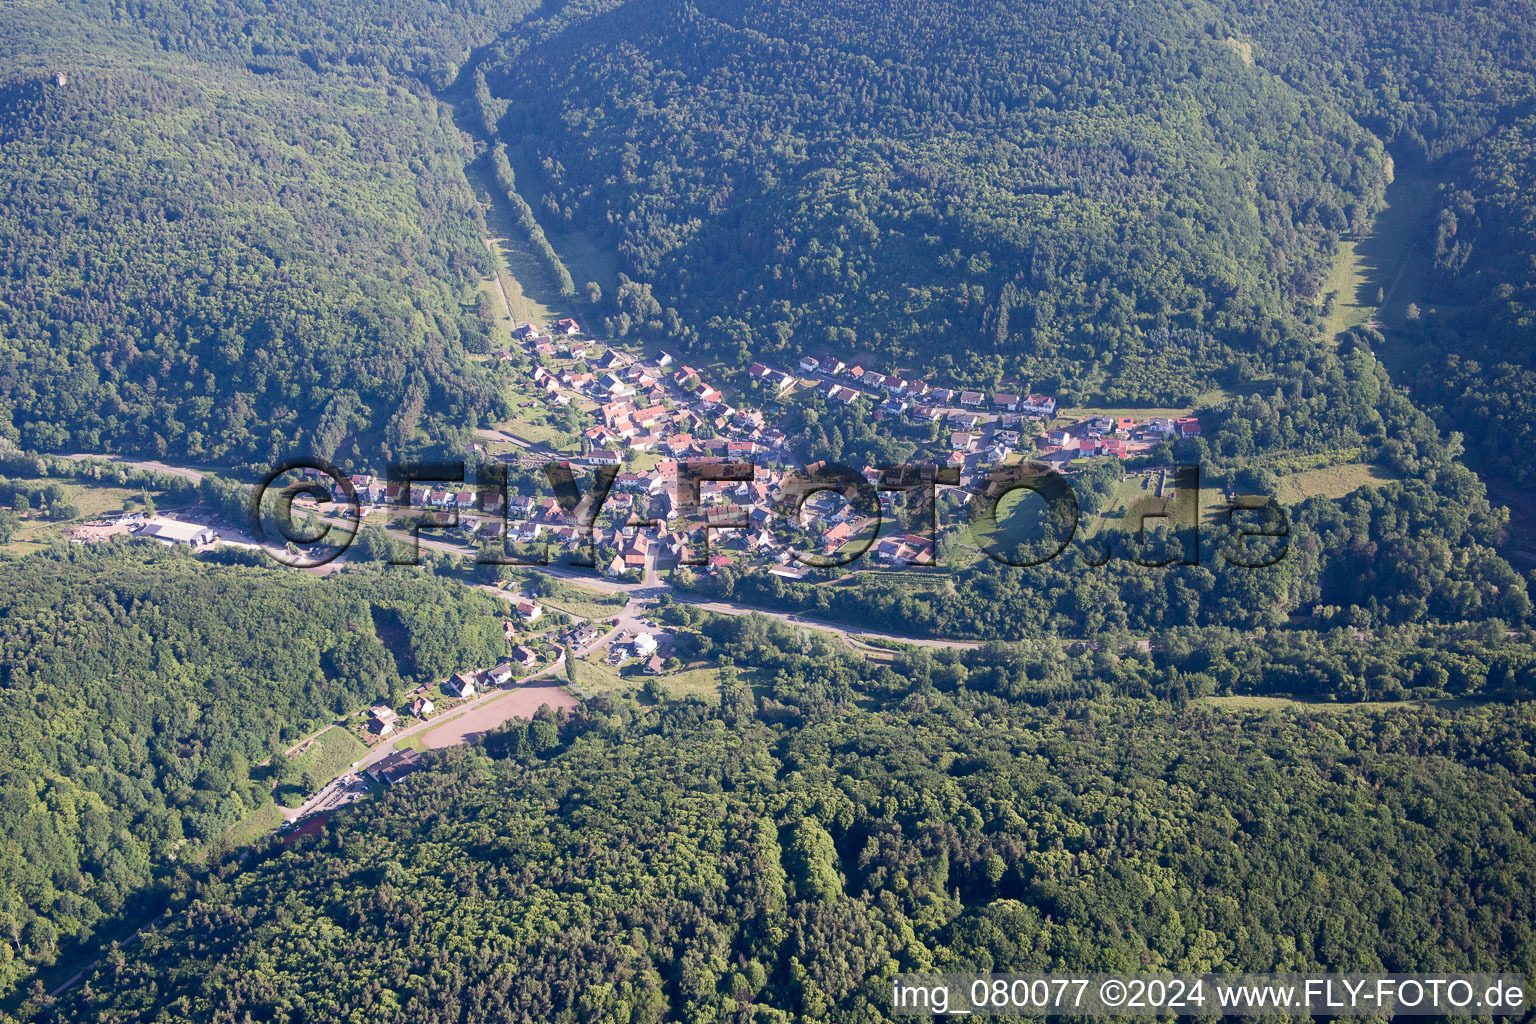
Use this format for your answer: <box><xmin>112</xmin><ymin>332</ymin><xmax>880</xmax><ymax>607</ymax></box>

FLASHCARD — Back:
<box><xmin>444</xmin><ymin>672</ymin><xmax>477</xmax><ymax>698</ymax></box>
<box><xmin>367</xmin><ymin>750</ymin><xmax>422</xmax><ymax>786</ymax></box>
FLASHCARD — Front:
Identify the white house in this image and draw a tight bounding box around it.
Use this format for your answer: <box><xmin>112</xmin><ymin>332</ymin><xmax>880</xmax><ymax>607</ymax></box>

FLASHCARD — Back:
<box><xmin>369</xmin><ymin>704</ymin><xmax>398</xmax><ymax>735</ymax></box>
<box><xmin>444</xmin><ymin>673</ymin><xmax>478</xmax><ymax>699</ymax></box>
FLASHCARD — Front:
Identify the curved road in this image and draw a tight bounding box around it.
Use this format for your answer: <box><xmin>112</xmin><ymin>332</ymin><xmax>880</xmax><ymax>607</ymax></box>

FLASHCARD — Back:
<box><xmin>63</xmin><ymin>453</ymin><xmax>208</xmax><ymax>482</ymax></box>
<box><xmin>62</xmin><ymin>453</ymin><xmax>986</xmax><ymax>650</ymax></box>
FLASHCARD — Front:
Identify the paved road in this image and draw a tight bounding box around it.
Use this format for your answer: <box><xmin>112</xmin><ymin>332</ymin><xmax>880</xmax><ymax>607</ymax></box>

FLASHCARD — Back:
<box><xmin>63</xmin><ymin>453</ymin><xmax>208</xmax><ymax>483</ymax></box>
<box><xmin>501</xmin><ymin>563</ymin><xmax>984</xmax><ymax>650</ymax></box>
<box><xmin>63</xmin><ymin>452</ymin><xmax>984</xmax><ymax>650</ymax></box>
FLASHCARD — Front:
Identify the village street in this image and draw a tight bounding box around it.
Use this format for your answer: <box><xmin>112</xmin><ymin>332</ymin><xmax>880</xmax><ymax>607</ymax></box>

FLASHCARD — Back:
<box><xmin>58</xmin><ymin>449</ymin><xmax>989</xmax><ymax>652</ymax></box>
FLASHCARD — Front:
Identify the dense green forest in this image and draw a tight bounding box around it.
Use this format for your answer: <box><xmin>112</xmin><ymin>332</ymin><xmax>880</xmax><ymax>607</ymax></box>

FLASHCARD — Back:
<box><xmin>4</xmin><ymin>0</ymin><xmax>1536</xmax><ymax>1015</ymax></box>
<box><xmin>30</xmin><ymin>614</ymin><xmax>1536</xmax><ymax>1022</ymax></box>
<box><xmin>0</xmin><ymin>547</ymin><xmax>507</xmax><ymax>997</ymax></box>
<box><xmin>476</xmin><ymin>0</ymin><xmax>1389</xmax><ymax>399</ymax></box>
<box><xmin>2</xmin><ymin>0</ymin><xmax>1533</xmax><ymax>464</ymax></box>
<box><xmin>1379</xmin><ymin>115</ymin><xmax>1536</xmax><ymax>489</ymax></box>
<box><xmin>0</xmin><ymin>1</ymin><xmax>545</xmax><ymax>467</ymax></box>
<box><xmin>1222</xmin><ymin>0</ymin><xmax>1536</xmax><ymax>161</ymax></box>
<box><xmin>463</xmin><ymin>0</ymin><xmax>1536</xmax><ymax>509</ymax></box>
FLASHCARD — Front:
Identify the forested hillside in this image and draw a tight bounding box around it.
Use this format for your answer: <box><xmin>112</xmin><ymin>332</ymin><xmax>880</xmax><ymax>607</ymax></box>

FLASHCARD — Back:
<box><xmin>4</xmin><ymin>0</ymin><xmax>1534</xmax><ymax>455</ymax></box>
<box><xmin>4</xmin><ymin>0</ymin><xmax>1536</xmax><ymax>1017</ymax></box>
<box><xmin>0</xmin><ymin>0</ymin><xmax>547</xmax><ymax>466</ymax></box>
<box><xmin>35</xmin><ymin>615</ymin><xmax>1536</xmax><ymax>1023</ymax></box>
<box><xmin>1382</xmin><ymin>116</ymin><xmax>1536</xmax><ymax>487</ymax></box>
<box><xmin>0</xmin><ymin>547</ymin><xmax>507</xmax><ymax>996</ymax></box>
<box><xmin>477</xmin><ymin>0</ymin><xmax>1389</xmax><ymax>399</ymax></box>
<box><xmin>1220</xmin><ymin>0</ymin><xmax>1536</xmax><ymax>161</ymax></box>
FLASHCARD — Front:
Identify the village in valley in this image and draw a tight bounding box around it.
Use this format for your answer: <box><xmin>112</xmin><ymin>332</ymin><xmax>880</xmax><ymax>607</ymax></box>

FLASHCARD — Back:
<box><xmin>310</xmin><ymin>312</ymin><xmax>1208</xmax><ymax>583</ymax></box>
<box><xmin>48</xmin><ymin>313</ymin><xmax>1214</xmax><ymax>834</ymax></box>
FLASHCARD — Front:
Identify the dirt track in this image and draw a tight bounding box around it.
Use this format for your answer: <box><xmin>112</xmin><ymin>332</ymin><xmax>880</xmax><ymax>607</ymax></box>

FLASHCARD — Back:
<box><xmin>422</xmin><ymin>680</ymin><xmax>579</xmax><ymax>749</ymax></box>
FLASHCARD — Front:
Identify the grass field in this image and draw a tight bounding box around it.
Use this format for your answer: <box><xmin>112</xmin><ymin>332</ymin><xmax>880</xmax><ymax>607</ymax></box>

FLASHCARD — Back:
<box><xmin>836</xmin><ymin>517</ymin><xmax>896</xmax><ymax>557</ymax></box>
<box><xmin>548</xmin><ymin>225</ymin><xmax>620</xmax><ymax>301</ymax></box>
<box><xmin>1</xmin><ymin>476</ymin><xmax>174</xmax><ymax>554</ymax></box>
<box><xmin>1057</xmin><ymin>404</ymin><xmax>1197</xmax><ymax>422</ymax></box>
<box><xmin>1320</xmin><ymin>237</ymin><xmax>1374</xmax><ymax>339</ymax></box>
<box><xmin>495</xmin><ymin>410</ymin><xmax>568</xmax><ymax>447</ymax></box>
<box><xmin>1058</xmin><ymin>386</ymin><xmax>1244</xmax><ymax>424</ymax></box>
<box><xmin>570</xmin><ymin>658</ymin><xmax>627</xmax><ymax>694</ymax></box>
<box><xmin>495</xmin><ymin>233</ymin><xmax>569</xmax><ymax>328</ymax></box>
<box><xmin>391</xmin><ymin>733</ymin><xmax>428</xmax><ymax>754</ymax></box>
<box><xmin>995</xmin><ymin>487</ymin><xmax>1051</xmax><ymax>540</ymax></box>
<box><xmin>1198</xmin><ymin>694</ymin><xmax>1432</xmax><ymax>713</ymax></box>
<box><xmin>1195</xmin><ymin>485</ymin><xmax>1232</xmax><ymax>524</ymax></box>
<box><xmin>472</xmin><ymin>155</ymin><xmax>574</xmax><ymax>330</ymax></box>
<box><xmin>1321</xmin><ymin>167</ymin><xmax>1437</xmax><ymax>339</ymax></box>
<box><xmin>538</xmin><ymin>577</ymin><xmax>627</xmax><ymax>620</ymax></box>
<box><xmin>658</xmin><ymin>664</ymin><xmax>721</xmax><ymax>700</ymax></box>
<box><xmin>1080</xmin><ymin>476</ymin><xmax>1153</xmax><ymax>537</ymax></box>
<box><xmin>1275</xmin><ymin>462</ymin><xmax>1396</xmax><ymax>504</ymax></box>
<box><xmin>625</xmin><ymin>449</ymin><xmax>664</xmax><ymax>473</ymax></box>
<box><xmin>271</xmin><ymin>726</ymin><xmax>369</xmax><ymax>807</ymax></box>
<box><xmin>474</xmin><ymin>278</ymin><xmax>515</xmax><ymax>349</ymax></box>
<box><xmin>500</xmin><ymin>141</ymin><xmax>619</xmax><ymax>299</ymax></box>
<box><xmin>548</xmin><ymin>599</ymin><xmax>625</xmax><ymax>620</ymax></box>
<box><xmin>221</xmin><ymin>801</ymin><xmax>287</xmax><ymax>848</ymax></box>
<box><xmin>958</xmin><ymin>478</ymin><xmax>1054</xmax><ymax>555</ymax></box>
<box><xmin>290</xmin><ymin>727</ymin><xmax>367</xmax><ymax>779</ymax></box>
<box><xmin>571</xmin><ymin>657</ymin><xmax>719</xmax><ymax>701</ymax></box>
